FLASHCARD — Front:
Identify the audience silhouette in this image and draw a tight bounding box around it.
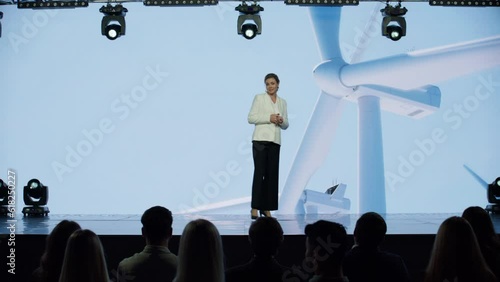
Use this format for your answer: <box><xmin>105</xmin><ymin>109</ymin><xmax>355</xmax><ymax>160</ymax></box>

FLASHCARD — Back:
<box><xmin>117</xmin><ymin>206</ymin><xmax>178</xmax><ymax>282</ymax></box>
<box><xmin>462</xmin><ymin>206</ymin><xmax>500</xmax><ymax>281</ymax></box>
<box><xmin>174</xmin><ymin>219</ymin><xmax>224</xmax><ymax>282</ymax></box>
<box><xmin>304</xmin><ymin>220</ymin><xmax>350</xmax><ymax>282</ymax></box>
<box><xmin>22</xmin><ymin>209</ymin><xmax>500</xmax><ymax>282</ymax></box>
<box><xmin>31</xmin><ymin>220</ymin><xmax>81</xmax><ymax>282</ymax></box>
<box><xmin>424</xmin><ymin>216</ymin><xmax>496</xmax><ymax>282</ymax></box>
<box><xmin>226</xmin><ymin>217</ymin><xmax>290</xmax><ymax>282</ymax></box>
<box><xmin>58</xmin><ymin>229</ymin><xmax>110</xmax><ymax>282</ymax></box>
<box><xmin>342</xmin><ymin>212</ymin><xmax>410</xmax><ymax>282</ymax></box>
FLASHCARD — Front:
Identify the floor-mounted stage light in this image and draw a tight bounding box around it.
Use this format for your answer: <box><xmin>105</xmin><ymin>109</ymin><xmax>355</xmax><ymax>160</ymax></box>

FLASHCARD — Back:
<box><xmin>22</xmin><ymin>178</ymin><xmax>50</xmax><ymax>216</ymax></box>
<box><xmin>235</xmin><ymin>1</ymin><xmax>263</xmax><ymax>40</ymax></box>
<box><xmin>0</xmin><ymin>179</ymin><xmax>9</xmax><ymax>216</ymax></box>
<box><xmin>0</xmin><ymin>11</ymin><xmax>3</xmax><ymax>38</ymax></box>
<box><xmin>486</xmin><ymin>177</ymin><xmax>500</xmax><ymax>213</ymax></box>
<box><xmin>380</xmin><ymin>2</ymin><xmax>407</xmax><ymax>41</ymax></box>
<box><xmin>100</xmin><ymin>3</ymin><xmax>128</xmax><ymax>40</ymax></box>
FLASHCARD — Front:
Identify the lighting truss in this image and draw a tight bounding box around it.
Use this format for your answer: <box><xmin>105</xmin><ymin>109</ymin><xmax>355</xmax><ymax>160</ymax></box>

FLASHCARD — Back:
<box><xmin>2</xmin><ymin>0</ymin><xmax>499</xmax><ymax>8</ymax></box>
<box><xmin>144</xmin><ymin>0</ymin><xmax>217</xmax><ymax>6</ymax></box>
<box><xmin>429</xmin><ymin>0</ymin><xmax>500</xmax><ymax>6</ymax></box>
<box><xmin>284</xmin><ymin>0</ymin><xmax>358</xmax><ymax>6</ymax></box>
<box><xmin>17</xmin><ymin>0</ymin><xmax>88</xmax><ymax>9</ymax></box>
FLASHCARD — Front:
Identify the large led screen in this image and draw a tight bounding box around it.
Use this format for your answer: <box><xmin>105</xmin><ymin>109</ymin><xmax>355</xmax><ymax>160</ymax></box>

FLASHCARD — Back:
<box><xmin>1</xmin><ymin>2</ymin><xmax>499</xmax><ymax>214</ymax></box>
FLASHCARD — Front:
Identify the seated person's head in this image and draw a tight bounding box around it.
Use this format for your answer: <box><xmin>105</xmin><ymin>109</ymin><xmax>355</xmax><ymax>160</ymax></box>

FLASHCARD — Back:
<box><xmin>44</xmin><ymin>220</ymin><xmax>81</xmax><ymax>262</ymax></box>
<box><xmin>249</xmin><ymin>217</ymin><xmax>284</xmax><ymax>257</ymax></box>
<box><xmin>59</xmin><ymin>229</ymin><xmax>109</xmax><ymax>282</ymax></box>
<box><xmin>176</xmin><ymin>219</ymin><xmax>224</xmax><ymax>282</ymax></box>
<box><xmin>353</xmin><ymin>212</ymin><xmax>387</xmax><ymax>249</ymax></box>
<box><xmin>434</xmin><ymin>216</ymin><xmax>478</xmax><ymax>256</ymax></box>
<box><xmin>304</xmin><ymin>220</ymin><xmax>348</xmax><ymax>273</ymax></box>
<box><xmin>141</xmin><ymin>206</ymin><xmax>173</xmax><ymax>245</ymax></box>
<box><xmin>38</xmin><ymin>220</ymin><xmax>81</xmax><ymax>280</ymax></box>
<box><xmin>425</xmin><ymin>216</ymin><xmax>491</xmax><ymax>282</ymax></box>
<box><xmin>462</xmin><ymin>206</ymin><xmax>496</xmax><ymax>242</ymax></box>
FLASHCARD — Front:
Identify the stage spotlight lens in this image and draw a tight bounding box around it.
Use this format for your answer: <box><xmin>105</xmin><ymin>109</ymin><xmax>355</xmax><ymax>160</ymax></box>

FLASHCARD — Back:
<box><xmin>387</xmin><ymin>25</ymin><xmax>403</xmax><ymax>41</ymax></box>
<box><xmin>28</xmin><ymin>181</ymin><xmax>42</xmax><ymax>198</ymax></box>
<box><xmin>108</xmin><ymin>29</ymin><xmax>118</xmax><ymax>39</ymax></box>
<box><xmin>390</xmin><ymin>30</ymin><xmax>400</xmax><ymax>40</ymax></box>
<box><xmin>242</xmin><ymin>23</ymin><xmax>258</xmax><ymax>40</ymax></box>
<box><xmin>105</xmin><ymin>24</ymin><xmax>121</xmax><ymax>40</ymax></box>
<box><xmin>29</xmin><ymin>179</ymin><xmax>40</xmax><ymax>189</ymax></box>
<box><xmin>244</xmin><ymin>29</ymin><xmax>255</xmax><ymax>39</ymax></box>
<box><xmin>25</xmin><ymin>178</ymin><xmax>47</xmax><ymax>203</ymax></box>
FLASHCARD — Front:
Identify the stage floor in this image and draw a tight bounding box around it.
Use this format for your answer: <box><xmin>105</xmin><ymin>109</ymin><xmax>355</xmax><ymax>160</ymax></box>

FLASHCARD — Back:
<box><xmin>3</xmin><ymin>212</ymin><xmax>500</xmax><ymax>236</ymax></box>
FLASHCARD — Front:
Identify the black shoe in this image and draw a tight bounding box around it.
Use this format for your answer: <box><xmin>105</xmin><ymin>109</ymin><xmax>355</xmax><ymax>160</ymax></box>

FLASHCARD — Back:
<box><xmin>251</xmin><ymin>209</ymin><xmax>258</xmax><ymax>220</ymax></box>
<box><xmin>259</xmin><ymin>210</ymin><xmax>271</xmax><ymax>217</ymax></box>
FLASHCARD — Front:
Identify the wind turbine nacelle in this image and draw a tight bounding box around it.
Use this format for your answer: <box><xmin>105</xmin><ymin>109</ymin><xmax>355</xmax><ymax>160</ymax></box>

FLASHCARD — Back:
<box><xmin>346</xmin><ymin>84</ymin><xmax>441</xmax><ymax>119</ymax></box>
<box><xmin>301</xmin><ymin>184</ymin><xmax>351</xmax><ymax>214</ymax></box>
<box><xmin>313</xmin><ymin>59</ymin><xmax>354</xmax><ymax>98</ymax></box>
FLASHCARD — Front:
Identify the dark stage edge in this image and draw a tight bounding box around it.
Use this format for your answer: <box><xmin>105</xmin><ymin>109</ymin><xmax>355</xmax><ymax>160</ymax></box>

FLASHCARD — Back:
<box><xmin>2</xmin><ymin>213</ymin><xmax>500</xmax><ymax>282</ymax></box>
<box><xmin>5</xmin><ymin>212</ymin><xmax>499</xmax><ymax>235</ymax></box>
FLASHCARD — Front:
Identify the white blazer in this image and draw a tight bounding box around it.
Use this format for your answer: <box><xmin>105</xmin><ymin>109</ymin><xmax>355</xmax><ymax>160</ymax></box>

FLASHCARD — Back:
<box><xmin>248</xmin><ymin>93</ymin><xmax>289</xmax><ymax>145</ymax></box>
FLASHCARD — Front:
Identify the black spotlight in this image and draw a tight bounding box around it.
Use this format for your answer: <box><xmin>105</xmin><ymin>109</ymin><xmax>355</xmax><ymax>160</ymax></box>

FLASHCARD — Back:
<box><xmin>381</xmin><ymin>3</ymin><xmax>407</xmax><ymax>41</ymax></box>
<box><xmin>235</xmin><ymin>2</ymin><xmax>263</xmax><ymax>40</ymax></box>
<box><xmin>0</xmin><ymin>11</ymin><xmax>3</xmax><ymax>39</ymax></box>
<box><xmin>22</xmin><ymin>179</ymin><xmax>50</xmax><ymax>217</ymax></box>
<box><xmin>486</xmin><ymin>177</ymin><xmax>500</xmax><ymax>213</ymax></box>
<box><xmin>0</xmin><ymin>179</ymin><xmax>9</xmax><ymax>216</ymax></box>
<box><xmin>100</xmin><ymin>3</ymin><xmax>128</xmax><ymax>40</ymax></box>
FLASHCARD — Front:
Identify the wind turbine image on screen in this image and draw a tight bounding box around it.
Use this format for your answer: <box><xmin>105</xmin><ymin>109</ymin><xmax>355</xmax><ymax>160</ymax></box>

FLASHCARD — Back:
<box><xmin>278</xmin><ymin>6</ymin><xmax>500</xmax><ymax>215</ymax></box>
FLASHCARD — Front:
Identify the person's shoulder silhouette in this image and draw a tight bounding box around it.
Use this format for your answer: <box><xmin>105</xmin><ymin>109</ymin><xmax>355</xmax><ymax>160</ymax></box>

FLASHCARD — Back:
<box><xmin>117</xmin><ymin>206</ymin><xmax>177</xmax><ymax>282</ymax></box>
<box><xmin>226</xmin><ymin>217</ymin><xmax>290</xmax><ymax>282</ymax></box>
<box><xmin>343</xmin><ymin>212</ymin><xmax>410</xmax><ymax>282</ymax></box>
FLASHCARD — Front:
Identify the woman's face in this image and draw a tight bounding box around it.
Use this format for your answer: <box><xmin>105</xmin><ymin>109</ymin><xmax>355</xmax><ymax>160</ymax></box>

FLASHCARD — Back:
<box><xmin>265</xmin><ymin>77</ymin><xmax>279</xmax><ymax>95</ymax></box>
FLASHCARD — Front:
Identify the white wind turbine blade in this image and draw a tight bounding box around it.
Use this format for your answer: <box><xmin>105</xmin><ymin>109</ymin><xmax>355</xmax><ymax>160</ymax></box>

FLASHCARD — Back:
<box><xmin>309</xmin><ymin>7</ymin><xmax>343</xmax><ymax>61</ymax></box>
<box><xmin>279</xmin><ymin>7</ymin><xmax>349</xmax><ymax>214</ymax></box>
<box><xmin>463</xmin><ymin>164</ymin><xmax>489</xmax><ymax>190</ymax></box>
<box><xmin>341</xmin><ymin>36</ymin><xmax>500</xmax><ymax>91</ymax></box>
<box><xmin>348</xmin><ymin>2</ymin><xmax>385</xmax><ymax>64</ymax></box>
<box><xmin>279</xmin><ymin>92</ymin><xmax>345</xmax><ymax>214</ymax></box>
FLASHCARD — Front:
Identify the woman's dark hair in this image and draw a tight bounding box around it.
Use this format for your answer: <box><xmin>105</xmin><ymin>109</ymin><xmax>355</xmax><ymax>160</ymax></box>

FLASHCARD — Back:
<box><xmin>264</xmin><ymin>73</ymin><xmax>280</xmax><ymax>84</ymax></box>
<box><xmin>424</xmin><ymin>216</ymin><xmax>495</xmax><ymax>282</ymax></box>
<box><xmin>34</xmin><ymin>220</ymin><xmax>81</xmax><ymax>282</ymax></box>
<box><xmin>462</xmin><ymin>206</ymin><xmax>500</xmax><ymax>278</ymax></box>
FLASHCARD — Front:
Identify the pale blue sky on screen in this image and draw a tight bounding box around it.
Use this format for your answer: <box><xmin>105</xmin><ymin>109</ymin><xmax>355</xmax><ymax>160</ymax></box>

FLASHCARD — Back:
<box><xmin>0</xmin><ymin>3</ymin><xmax>499</xmax><ymax>214</ymax></box>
